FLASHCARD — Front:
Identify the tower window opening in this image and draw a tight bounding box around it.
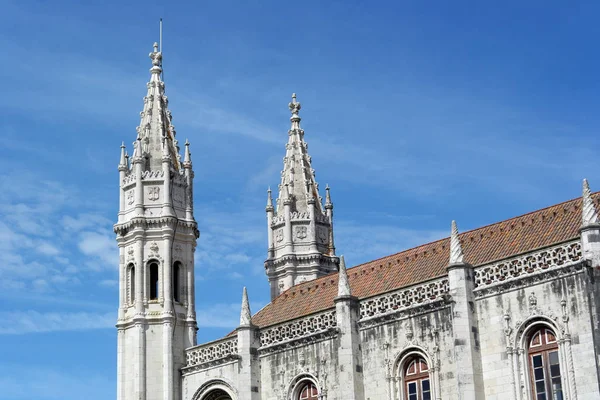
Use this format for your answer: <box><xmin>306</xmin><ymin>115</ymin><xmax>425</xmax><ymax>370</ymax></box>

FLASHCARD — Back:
<box><xmin>149</xmin><ymin>262</ymin><xmax>159</xmax><ymax>300</ymax></box>
<box><xmin>173</xmin><ymin>262</ymin><xmax>181</xmax><ymax>302</ymax></box>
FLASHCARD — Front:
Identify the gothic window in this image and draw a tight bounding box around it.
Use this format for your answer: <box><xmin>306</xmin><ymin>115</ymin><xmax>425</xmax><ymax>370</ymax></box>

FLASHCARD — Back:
<box><xmin>127</xmin><ymin>264</ymin><xmax>135</xmax><ymax>305</ymax></box>
<box><xmin>298</xmin><ymin>382</ymin><xmax>318</xmax><ymax>400</ymax></box>
<box><xmin>404</xmin><ymin>357</ymin><xmax>431</xmax><ymax>400</ymax></box>
<box><xmin>528</xmin><ymin>327</ymin><xmax>563</xmax><ymax>400</ymax></box>
<box><xmin>173</xmin><ymin>261</ymin><xmax>181</xmax><ymax>302</ymax></box>
<box><xmin>149</xmin><ymin>262</ymin><xmax>159</xmax><ymax>300</ymax></box>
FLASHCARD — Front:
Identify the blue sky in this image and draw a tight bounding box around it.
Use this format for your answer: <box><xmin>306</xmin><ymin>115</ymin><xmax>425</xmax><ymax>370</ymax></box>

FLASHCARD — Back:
<box><xmin>2</xmin><ymin>0</ymin><xmax>600</xmax><ymax>398</ymax></box>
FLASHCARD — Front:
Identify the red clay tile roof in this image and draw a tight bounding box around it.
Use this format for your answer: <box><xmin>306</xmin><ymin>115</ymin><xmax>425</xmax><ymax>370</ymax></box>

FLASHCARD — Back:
<box><xmin>250</xmin><ymin>193</ymin><xmax>596</xmax><ymax>329</ymax></box>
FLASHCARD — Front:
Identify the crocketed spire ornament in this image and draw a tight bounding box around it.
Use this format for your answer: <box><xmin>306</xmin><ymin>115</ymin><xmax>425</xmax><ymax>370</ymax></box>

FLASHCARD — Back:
<box><xmin>582</xmin><ymin>179</ymin><xmax>599</xmax><ymax>226</ymax></box>
<box><xmin>289</xmin><ymin>93</ymin><xmax>301</xmax><ymax>129</ymax></box>
<box><xmin>337</xmin><ymin>256</ymin><xmax>351</xmax><ymax>297</ymax></box>
<box><xmin>240</xmin><ymin>287</ymin><xmax>252</xmax><ymax>327</ymax></box>
<box><xmin>449</xmin><ymin>220</ymin><xmax>464</xmax><ymax>264</ymax></box>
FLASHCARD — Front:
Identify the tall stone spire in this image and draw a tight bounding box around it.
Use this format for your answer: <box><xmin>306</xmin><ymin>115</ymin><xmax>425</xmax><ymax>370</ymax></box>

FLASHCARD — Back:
<box><xmin>136</xmin><ymin>42</ymin><xmax>180</xmax><ymax>171</ymax></box>
<box><xmin>276</xmin><ymin>93</ymin><xmax>323</xmax><ymax>214</ymax></box>
<box><xmin>449</xmin><ymin>220</ymin><xmax>464</xmax><ymax>264</ymax></box>
<box><xmin>264</xmin><ymin>94</ymin><xmax>339</xmax><ymax>300</ymax></box>
<box><xmin>114</xmin><ymin>42</ymin><xmax>199</xmax><ymax>400</ymax></box>
<box><xmin>583</xmin><ymin>179</ymin><xmax>599</xmax><ymax>226</ymax></box>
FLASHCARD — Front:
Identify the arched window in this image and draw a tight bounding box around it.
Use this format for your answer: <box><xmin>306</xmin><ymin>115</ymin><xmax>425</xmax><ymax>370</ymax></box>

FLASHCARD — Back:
<box><xmin>173</xmin><ymin>262</ymin><xmax>181</xmax><ymax>302</ymax></box>
<box><xmin>404</xmin><ymin>357</ymin><xmax>431</xmax><ymax>400</ymax></box>
<box><xmin>527</xmin><ymin>327</ymin><xmax>563</xmax><ymax>400</ymax></box>
<box><xmin>298</xmin><ymin>382</ymin><xmax>318</xmax><ymax>400</ymax></box>
<box><xmin>149</xmin><ymin>262</ymin><xmax>159</xmax><ymax>300</ymax></box>
<box><xmin>127</xmin><ymin>264</ymin><xmax>135</xmax><ymax>305</ymax></box>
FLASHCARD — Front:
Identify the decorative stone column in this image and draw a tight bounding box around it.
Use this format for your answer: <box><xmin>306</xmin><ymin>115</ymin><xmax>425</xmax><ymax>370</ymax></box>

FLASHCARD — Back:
<box><xmin>334</xmin><ymin>256</ymin><xmax>365</xmax><ymax>400</ymax></box>
<box><xmin>446</xmin><ymin>221</ymin><xmax>484</xmax><ymax>400</ymax></box>
<box><xmin>236</xmin><ymin>287</ymin><xmax>261</xmax><ymax>400</ymax></box>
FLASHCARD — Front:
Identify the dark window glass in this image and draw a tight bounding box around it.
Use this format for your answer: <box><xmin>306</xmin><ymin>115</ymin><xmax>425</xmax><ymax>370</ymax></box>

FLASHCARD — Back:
<box><xmin>150</xmin><ymin>262</ymin><xmax>159</xmax><ymax>300</ymax></box>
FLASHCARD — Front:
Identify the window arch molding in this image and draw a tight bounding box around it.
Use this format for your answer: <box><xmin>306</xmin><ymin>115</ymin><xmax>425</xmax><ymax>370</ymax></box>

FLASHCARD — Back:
<box><xmin>392</xmin><ymin>347</ymin><xmax>439</xmax><ymax>400</ymax></box>
<box><xmin>512</xmin><ymin>315</ymin><xmax>575</xmax><ymax>400</ymax></box>
<box><xmin>191</xmin><ymin>379</ymin><xmax>237</xmax><ymax>400</ymax></box>
<box><xmin>287</xmin><ymin>372</ymin><xmax>322</xmax><ymax>400</ymax></box>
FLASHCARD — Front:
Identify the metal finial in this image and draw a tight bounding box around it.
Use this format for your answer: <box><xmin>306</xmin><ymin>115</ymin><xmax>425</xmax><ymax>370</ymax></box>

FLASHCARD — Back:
<box><xmin>153</xmin><ymin>42</ymin><xmax>159</xmax><ymax>53</ymax></box>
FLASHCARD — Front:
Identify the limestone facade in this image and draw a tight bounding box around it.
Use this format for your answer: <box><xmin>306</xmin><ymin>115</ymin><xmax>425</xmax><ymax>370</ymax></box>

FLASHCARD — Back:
<box><xmin>116</xmin><ymin>43</ymin><xmax>600</xmax><ymax>400</ymax></box>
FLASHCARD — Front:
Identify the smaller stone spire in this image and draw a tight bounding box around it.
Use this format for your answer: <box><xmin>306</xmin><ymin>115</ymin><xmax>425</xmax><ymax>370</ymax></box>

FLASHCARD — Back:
<box><xmin>266</xmin><ymin>187</ymin><xmax>273</xmax><ymax>210</ymax></box>
<box><xmin>284</xmin><ymin>183</ymin><xmax>291</xmax><ymax>202</ymax></box>
<box><xmin>183</xmin><ymin>139</ymin><xmax>192</xmax><ymax>165</ymax></box>
<box><xmin>307</xmin><ymin>181</ymin><xmax>315</xmax><ymax>202</ymax></box>
<box><xmin>583</xmin><ymin>179</ymin><xmax>599</xmax><ymax>226</ymax></box>
<box><xmin>119</xmin><ymin>142</ymin><xmax>127</xmax><ymax>169</ymax></box>
<box><xmin>449</xmin><ymin>220</ymin><xmax>464</xmax><ymax>264</ymax></box>
<box><xmin>325</xmin><ymin>184</ymin><xmax>333</xmax><ymax>209</ymax></box>
<box><xmin>240</xmin><ymin>287</ymin><xmax>252</xmax><ymax>327</ymax></box>
<box><xmin>132</xmin><ymin>133</ymin><xmax>143</xmax><ymax>161</ymax></box>
<box><xmin>161</xmin><ymin>137</ymin><xmax>170</xmax><ymax>160</ymax></box>
<box><xmin>337</xmin><ymin>256</ymin><xmax>351</xmax><ymax>297</ymax></box>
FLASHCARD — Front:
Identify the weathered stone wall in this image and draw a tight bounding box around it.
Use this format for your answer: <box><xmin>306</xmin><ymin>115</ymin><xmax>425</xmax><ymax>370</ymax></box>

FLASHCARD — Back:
<box><xmin>182</xmin><ymin>242</ymin><xmax>600</xmax><ymax>400</ymax></box>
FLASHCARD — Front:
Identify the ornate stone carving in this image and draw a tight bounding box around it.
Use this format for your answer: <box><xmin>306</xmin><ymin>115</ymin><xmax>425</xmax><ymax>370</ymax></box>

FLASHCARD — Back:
<box><xmin>295</xmin><ymin>226</ymin><xmax>308</xmax><ymax>240</ymax></box>
<box><xmin>149</xmin><ymin>241</ymin><xmax>159</xmax><ymax>256</ymax></box>
<box><xmin>528</xmin><ymin>293</ymin><xmax>537</xmax><ymax>312</ymax></box>
<box><xmin>359</xmin><ymin>278</ymin><xmax>449</xmax><ymax>320</ymax></box>
<box><xmin>147</xmin><ymin>186</ymin><xmax>160</xmax><ymax>201</ymax></box>
<box><xmin>184</xmin><ymin>337</ymin><xmax>238</xmax><ymax>369</ymax></box>
<box><xmin>474</xmin><ymin>241</ymin><xmax>581</xmax><ymax>289</ymax></box>
<box><xmin>127</xmin><ymin>190</ymin><xmax>134</xmax><ymax>205</ymax></box>
<box><xmin>260</xmin><ymin>310</ymin><xmax>337</xmax><ymax>348</ymax></box>
<box><xmin>275</xmin><ymin>229</ymin><xmax>284</xmax><ymax>243</ymax></box>
<box><xmin>317</xmin><ymin>227</ymin><xmax>328</xmax><ymax>244</ymax></box>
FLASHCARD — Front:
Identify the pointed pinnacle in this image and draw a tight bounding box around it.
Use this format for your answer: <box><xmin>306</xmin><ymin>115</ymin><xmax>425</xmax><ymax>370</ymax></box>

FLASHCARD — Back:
<box><xmin>449</xmin><ymin>220</ymin><xmax>464</xmax><ymax>264</ymax></box>
<box><xmin>162</xmin><ymin>137</ymin><xmax>170</xmax><ymax>158</ymax></box>
<box><xmin>119</xmin><ymin>142</ymin><xmax>127</xmax><ymax>166</ymax></box>
<box><xmin>183</xmin><ymin>139</ymin><xmax>191</xmax><ymax>164</ymax></box>
<box><xmin>266</xmin><ymin>187</ymin><xmax>273</xmax><ymax>207</ymax></box>
<box><xmin>337</xmin><ymin>255</ymin><xmax>351</xmax><ymax>297</ymax></box>
<box><xmin>307</xmin><ymin>181</ymin><xmax>315</xmax><ymax>199</ymax></box>
<box><xmin>583</xmin><ymin>179</ymin><xmax>599</xmax><ymax>226</ymax></box>
<box><xmin>240</xmin><ymin>287</ymin><xmax>252</xmax><ymax>327</ymax></box>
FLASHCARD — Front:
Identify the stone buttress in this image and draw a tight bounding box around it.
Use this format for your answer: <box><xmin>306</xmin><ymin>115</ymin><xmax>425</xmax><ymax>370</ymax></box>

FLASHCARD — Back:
<box><xmin>446</xmin><ymin>221</ymin><xmax>485</xmax><ymax>399</ymax></box>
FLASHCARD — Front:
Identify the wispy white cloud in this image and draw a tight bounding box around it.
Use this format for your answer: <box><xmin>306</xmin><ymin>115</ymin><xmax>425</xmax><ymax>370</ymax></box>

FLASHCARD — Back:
<box><xmin>78</xmin><ymin>231</ymin><xmax>118</xmax><ymax>268</ymax></box>
<box><xmin>0</xmin><ymin>310</ymin><xmax>114</xmax><ymax>335</ymax></box>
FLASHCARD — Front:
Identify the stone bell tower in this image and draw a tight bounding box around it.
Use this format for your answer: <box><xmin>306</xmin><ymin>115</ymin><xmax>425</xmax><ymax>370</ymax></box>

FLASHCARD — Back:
<box><xmin>264</xmin><ymin>94</ymin><xmax>339</xmax><ymax>300</ymax></box>
<box><xmin>114</xmin><ymin>43</ymin><xmax>199</xmax><ymax>400</ymax></box>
